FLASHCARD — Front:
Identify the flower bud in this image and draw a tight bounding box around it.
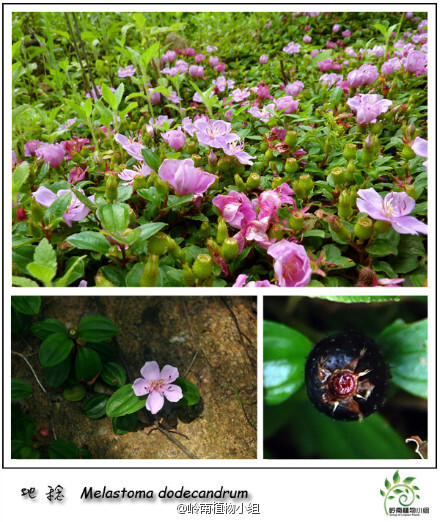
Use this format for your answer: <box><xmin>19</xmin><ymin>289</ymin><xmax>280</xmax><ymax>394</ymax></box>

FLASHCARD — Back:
<box><xmin>182</xmin><ymin>263</ymin><xmax>195</xmax><ymax>286</ymax></box>
<box><xmin>370</xmin><ymin>122</ymin><xmax>383</xmax><ymax>135</ymax></box>
<box><xmin>324</xmin><ymin>137</ymin><xmax>332</xmax><ymax>154</ymax></box>
<box><xmin>192</xmin><ymin>253</ymin><xmax>213</xmax><ymax>280</ymax></box>
<box><xmin>154</xmin><ymin>176</ymin><xmax>169</xmax><ymax>199</ymax></box>
<box><xmin>30</xmin><ymin>198</ymin><xmax>45</xmax><ymax>222</ymax></box>
<box><xmin>285</xmin><ymin>157</ymin><xmax>298</xmax><ymax>174</ymax></box>
<box><xmin>140</xmin><ymin>255</ymin><xmax>160</xmax><ymax>286</ymax></box>
<box><xmin>356</xmin><ymin>267</ymin><xmax>376</xmax><ymax>287</ymax></box>
<box><xmin>264</xmin><ymin>148</ymin><xmax>274</xmax><ymax>162</ymax></box>
<box><xmin>354</xmin><ymin>216</ymin><xmax>374</xmax><ymax>239</ymax></box>
<box><xmin>284</xmin><ymin>130</ymin><xmax>298</xmax><ymax>148</ymax></box>
<box><xmin>342</xmin><ymin>143</ymin><xmax>357</xmax><ymax>161</ymax></box>
<box><xmin>345</xmin><ymin>160</ymin><xmax>356</xmax><ymax>184</ymax></box>
<box><xmin>289</xmin><ymin>211</ymin><xmax>305</xmax><ymax>233</ymax></box>
<box><xmin>374</xmin><ymin>220</ymin><xmax>391</xmax><ymax>234</ymax></box>
<box><xmin>331</xmin><ymin>167</ymin><xmax>345</xmax><ymax>186</ymax></box>
<box><xmin>298</xmin><ymin>174</ymin><xmax>314</xmax><ymax>195</ymax></box>
<box><xmin>247</xmin><ymin>172</ymin><xmax>261</xmax><ymax>189</ymax></box>
<box><xmin>133</xmin><ymin>174</ymin><xmax>148</xmax><ymax>191</ymax></box>
<box><xmin>292</xmin><ymin>179</ymin><xmax>306</xmax><ymax>199</ymax></box>
<box><xmin>191</xmin><ymin>154</ymin><xmax>202</xmax><ymax>167</ymax></box>
<box><xmin>28</xmin><ymin>220</ymin><xmax>43</xmax><ymax>238</ymax></box>
<box><xmin>200</xmin><ymin>221</ymin><xmax>210</xmax><ymax>240</ymax></box>
<box><xmin>105</xmin><ymin>172</ymin><xmax>119</xmax><ymax>203</ymax></box>
<box><xmin>218</xmin><ymin>156</ymin><xmax>234</xmax><ymax>173</ymax></box>
<box><xmin>260</xmin><ymin>141</ymin><xmax>268</xmax><ymax>152</ymax></box>
<box><xmin>148</xmin><ymin>231</ymin><xmax>169</xmax><ymax>255</ymax></box>
<box><xmin>222</xmin><ymin>237</ymin><xmax>239</xmax><ymax>261</ymax></box>
<box><xmin>268</xmin><ymin>224</ymin><xmax>284</xmax><ymax>241</ymax></box>
<box><xmin>401</xmin><ymin>144</ymin><xmax>416</xmax><ymax>161</ymax></box>
<box><xmin>338</xmin><ymin>190</ymin><xmax>353</xmax><ymax>219</ymax></box>
<box><xmin>185</xmin><ymin>141</ymin><xmax>197</xmax><ymax>154</ymax></box>
<box><xmin>234</xmin><ymin>173</ymin><xmax>247</xmax><ymax>192</ymax></box>
<box><xmin>362</xmin><ymin>135</ymin><xmax>375</xmax><ymax>165</ymax></box>
<box><xmin>216</xmin><ymin>218</ymin><xmax>228</xmax><ymax>244</ymax></box>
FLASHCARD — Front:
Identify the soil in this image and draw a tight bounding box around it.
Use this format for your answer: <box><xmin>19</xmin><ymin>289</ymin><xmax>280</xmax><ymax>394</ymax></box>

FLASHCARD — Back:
<box><xmin>12</xmin><ymin>296</ymin><xmax>257</xmax><ymax>460</ymax></box>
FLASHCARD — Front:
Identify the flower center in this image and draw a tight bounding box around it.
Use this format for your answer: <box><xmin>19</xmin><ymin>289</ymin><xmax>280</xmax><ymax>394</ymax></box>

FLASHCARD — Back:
<box><xmin>328</xmin><ymin>371</ymin><xmax>357</xmax><ymax>398</ymax></box>
<box><xmin>383</xmin><ymin>200</ymin><xmax>394</xmax><ymax>217</ymax></box>
<box><xmin>148</xmin><ymin>377</ymin><xmax>165</xmax><ymax>393</ymax></box>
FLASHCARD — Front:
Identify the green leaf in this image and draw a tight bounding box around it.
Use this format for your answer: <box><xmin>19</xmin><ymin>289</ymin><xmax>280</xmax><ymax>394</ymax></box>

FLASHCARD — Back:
<box><xmin>31</xmin><ymin>318</ymin><xmax>67</xmax><ymax>340</ymax></box>
<box><xmin>100</xmin><ymin>362</ymin><xmax>126</xmax><ymax>387</ymax></box>
<box><xmin>66</xmin><ymin>231</ymin><xmax>111</xmax><ymax>254</ymax></box>
<box><xmin>11</xmin><ymin>296</ymin><xmax>41</xmax><ymax>315</ymax></box>
<box><xmin>78</xmin><ymin>315</ymin><xmax>119</xmax><ymax>342</ymax></box>
<box><xmin>12</xmin><ymin>161</ymin><xmax>30</xmax><ymax>204</ymax></box>
<box><xmin>101</xmin><ymin>83</ymin><xmax>118</xmax><ymax>110</ymax></box>
<box><xmin>319</xmin><ymin>296</ymin><xmax>400</xmax><ymax>303</ymax></box>
<box><xmin>141</xmin><ymin>148</ymin><xmax>160</xmax><ymax>172</ymax></box>
<box><xmin>44</xmin><ymin>191</ymin><xmax>71</xmax><ymax>220</ymax></box>
<box><xmin>113</xmin><ymin>83</ymin><xmax>124</xmax><ymax>109</ymax></box>
<box><xmin>385</xmin><ymin>478</ymin><xmax>391</xmax><ymax>489</ymax></box>
<box><xmin>27</xmin><ymin>238</ymin><xmax>57</xmax><ymax>286</ymax></box>
<box><xmin>175</xmin><ymin>377</ymin><xmax>200</xmax><ymax>406</ymax></box>
<box><xmin>55</xmin><ymin>255</ymin><xmax>87</xmax><ymax>287</ymax></box>
<box><xmin>164</xmin><ymin>194</ymin><xmax>195</xmax><ymax>210</ymax></box>
<box><xmin>403</xmin><ymin>477</ymin><xmax>416</xmax><ymax>484</ymax></box>
<box><xmin>11</xmin><ymin>378</ymin><xmax>32</xmax><ymax>401</ymax></box>
<box><xmin>82</xmin><ymin>394</ymin><xmax>109</xmax><ymax>419</ymax></box>
<box><xmin>130</xmin><ymin>222</ymin><xmax>167</xmax><ymax>253</ymax></box>
<box><xmin>119</xmin><ymin>101</ymin><xmax>138</xmax><ymax>120</ymax></box>
<box><xmin>84</xmin><ymin>341</ymin><xmax>115</xmax><ymax>362</ymax></box>
<box><xmin>393</xmin><ymin>470</ymin><xmax>400</xmax><ymax>484</ymax></box>
<box><xmin>97</xmin><ymin>203</ymin><xmax>130</xmax><ymax>234</ymax></box>
<box><xmin>106</xmin><ymin>384</ymin><xmax>146</xmax><ymax>417</ymax></box>
<box><xmin>11</xmin><ymin>308</ymin><xmax>30</xmax><ymax>333</ymax></box>
<box><xmin>39</xmin><ymin>333</ymin><xmax>73</xmax><ymax>367</ymax></box>
<box><xmin>63</xmin><ymin>384</ymin><xmax>86</xmax><ymax>401</ymax></box>
<box><xmin>378</xmin><ymin>319</ymin><xmax>427</xmax><ymax>398</ymax></box>
<box><xmin>12</xmin><ymin>276</ymin><xmax>39</xmax><ymax>287</ymax></box>
<box><xmin>44</xmin><ymin>357</ymin><xmax>71</xmax><ymax>387</ymax></box>
<box><xmin>112</xmin><ymin>413</ymin><xmax>138</xmax><ymax>434</ymax></box>
<box><xmin>75</xmin><ymin>347</ymin><xmax>102</xmax><ymax>382</ymax></box>
<box><xmin>140</xmin><ymin>41</ymin><xmax>160</xmax><ymax>69</ymax></box>
<box><xmin>48</xmin><ymin>439</ymin><xmax>81</xmax><ymax>459</ymax></box>
<box><xmin>263</xmin><ymin>321</ymin><xmax>312</xmax><ymax>405</ymax></box>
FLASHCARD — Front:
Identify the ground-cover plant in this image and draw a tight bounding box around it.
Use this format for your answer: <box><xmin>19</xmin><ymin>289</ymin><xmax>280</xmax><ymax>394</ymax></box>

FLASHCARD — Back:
<box><xmin>263</xmin><ymin>296</ymin><xmax>427</xmax><ymax>459</ymax></box>
<box><xmin>12</xmin><ymin>11</ymin><xmax>428</xmax><ymax>287</ymax></box>
<box><xmin>11</xmin><ymin>296</ymin><xmax>201</xmax><ymax>458</ymax></box>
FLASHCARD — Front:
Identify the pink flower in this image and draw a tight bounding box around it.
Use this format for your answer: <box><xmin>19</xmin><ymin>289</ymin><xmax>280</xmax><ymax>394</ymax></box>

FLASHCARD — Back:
<box><xmin>274</xmin><ymin>96</ymin><xmax>298</xmax><ymax>114</ymax></box>
<box><xmin>256</xmin><ymin>183</ymin><xmax>294</xmax><ymax>220</ymax></box>
<box><xmin>119</xmin><ymin>163</ymin><xmax>153</xmax><ymax>186</ymax></box>
<box><xmin>317</xmin><ymin>58</ymin><xmax>333</xmax><ymax>72</ymax></box>
<box><xmin>231</xmin><ymin>87</ymin><xmax>251</xmax><ymax>102</ymax></box>
<box><xmin>248</xmin><ymin>104</ymin><xmax>276</xmax><ymax>122</ymax></box>
<box><xmin>68</xmin><ymin>166</ymin><xmax>88</xmax><ymax>183</ymax></box>
<box><xmin>114</xmin><ymin>133</ymin><xmax>145</xmax><ymax>161</ymax></box>
<box><xmin>195</xmin><ymin>53</ymin><xmax>205</xmax><ymax>64</ymax></box>
<box><xmin>347</xmin><ymin>64</ymin><xmax>378</xmax><ymax>87</ymax></box>
<box><xmin>25</xmin><ymin>140</ymin><xmax>42</xmax><ymax>157</ymax></box>
<box><xmin>213</xmin><ymin>191</ymin><xmax>256</xmax><ymax>229</ymax></box>
<box><xmin>267</xmin><ymin>239</ymin><xmax>312</xmax><ymax>287</ymax></box>
<box><xmin>376</xmin><ymin>278</ymin><xmax>405</xmax><ymax>287</ymax></box>
<box><xmin>342</xmin><ymin>29</ymin><xmax>351</xmax><ymax>37</ymax></box>
<box><xmin>148</xmin><ymin>89</ymin><xmax>162</xmax><ymax>105</ymax></box>
<box><xmin>234</xmin><ymin>216</ymin><xmax>273</xmax><ymax>250</ymax></box>
<box><xmin>216</xmin><ymin>62</ymin><xmax>226</xmax><ymax>73</ymax></box>
<box><xmin>259</xmin><ymin>54</ymin><xmax>269</xmax><ymax>64</ymax></box>
<box><xmin>158</xmin><ymin>158</ymin><xmax>215</xmax><ymax>195</ymax></box>
<box><xmin>283</xmin><ymin>42</ymin><xmax>301</xmax><ymax>54</ymax></box>
<box><xmin>285</xmin><ymin>81</ymin><xmax>304</xmax><ymax>96</ymax></box>
<box><xmin>411</xmin><ymin>137</ymin><xmax>428</xmax><ymax>170</ymax></box>
<box><xmin>303</xmin><ymin>35</ymin><xmax>312</xmax><ymax>43</ymax></box>
<box><xmin>184</xmin><ymin>47</ymin><xmax>195</xmax><ymax>56</ymax></box>
<box><xmin>356</xmin><ymin>188</ymin><xmax>427</xmax><ymax>235</ymax></box>
<box><xmin>216</xmin><ymin>137</ymin><xmax>256</xmax><ymax>165</ymax></box>
<box><xmin>12</xmin><ymin>150</ymin><xmax>18</xmax><ymax>167</ymax></box>
<box><xmin>35</xmin><ymin>143</ymin><xmax>65</xmax><ymax>168</ymax></box>
<box><xmin>381</xmin><ymin>58</ymin><xmax>401</xmax><ymax>75</ymax></box>
<box><xmin>194</xmin><ymin>118</ymin><xmax>239</xmax><ymax>148</ymax></box>
<box><xmin>347</xmin><ymin>93</ymin><xmax>392</xmax><ymax>124</ymax></box>
<box><xmin>403</xmin><ymin>50</ymin><xmax>427</xmax><ymax>72</ymax></box>
<box><xmin>233</xmin><ymin>274</ymin><xmax>276</xmax><ymax>287</ymax></box>
<box><xmin>332</xmin><ymin>24</ymin><xmax>340</xmax><ymax>33</ymax></box>
<box><xmin>206</xmin><ymin>45</ymin><xmax>218</xmax><ymax>53</ymax></box>
<box><xmin>132</xmin><ymin>361</ymin><xmax>183</xmax><ymax>414</ymax></box>
<box><xmin>161</xmin><ymin>128</ymin><xmax>186</xmax><ymax>150</ymax></box>
<box><xmin>320</xmin><ymin>73</ymin><xmax>344</xmax><ymax>87</ymax></box>
<box><xmin>32</xmin><ymin>186</ymin><xmax>94</xmax><ymax>227</ymax></box>
<box><xmin>209</xmin><ymin>56</ymin><xmax>219</xmax><ymax>67</ymax></box>
<box><xmin>189</xmin><ymin>65</ymin><xmax>204</xmax><ymax>77</ymax></box>
<box><xmin>118</xmin><ymin>65</ymin><xmax>136</xmax><ymax>78</ymax></box>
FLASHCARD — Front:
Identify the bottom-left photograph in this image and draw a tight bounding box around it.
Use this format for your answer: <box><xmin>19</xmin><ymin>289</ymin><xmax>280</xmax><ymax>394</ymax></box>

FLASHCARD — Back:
<box><xmin>10</xmin><ymin>295</ymin><xmax>257</xmax><ymax>460</ymax></box>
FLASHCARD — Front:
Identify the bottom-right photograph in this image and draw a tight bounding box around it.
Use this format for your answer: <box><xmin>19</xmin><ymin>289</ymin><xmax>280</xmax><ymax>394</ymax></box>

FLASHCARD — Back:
<box><xmin>263</xmin><ymin>296</ymin><xmax>427</xmax><ymax>460</ymax></box>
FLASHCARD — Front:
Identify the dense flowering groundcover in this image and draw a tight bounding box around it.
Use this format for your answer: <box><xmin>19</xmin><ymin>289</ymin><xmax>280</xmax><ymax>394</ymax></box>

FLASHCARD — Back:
<box><xmin>11</xmin><ymin>11</ymin><xmax>428</xmax><ymax>287</ymax></box>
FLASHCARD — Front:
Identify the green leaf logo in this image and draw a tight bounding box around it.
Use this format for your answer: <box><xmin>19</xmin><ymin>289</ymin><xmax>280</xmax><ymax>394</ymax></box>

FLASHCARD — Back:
<box><xmin>381</xmin><ymin>471</ymin><xmax>421</xmax><ymax>515</ymax></box>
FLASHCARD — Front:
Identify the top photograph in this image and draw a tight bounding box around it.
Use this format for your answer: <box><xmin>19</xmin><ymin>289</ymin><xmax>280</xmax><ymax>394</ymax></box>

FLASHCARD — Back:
<box><xmin>11</xmin><ymin>11</ymin><xmax>428</xmax><ymax>288</ymax></box>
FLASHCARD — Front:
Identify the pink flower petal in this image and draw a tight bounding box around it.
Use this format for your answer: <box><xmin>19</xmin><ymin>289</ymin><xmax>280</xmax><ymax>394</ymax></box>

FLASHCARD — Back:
<box><xmin>160</xmin><ymin>364</ymin><xmax>179</xmax><ymax>383</ymax></box>
<box><xmin>132</xmin><ymin>378</ymin><xmax>150</xmax><ymax>396</ymax></box>
<box><xmin>146</xmin><ymin>390</ymin><xmax>164</xmax><ymax>414</ymax></box>
<box><xmin>140</xmin><ymin>361</ymin><xmax>160</xmax><ymax>381</ymax></box>
<box><xmin>163</xmin><ymin>384</ymin><xmax>183</xmax><ymax>403</ymax></box>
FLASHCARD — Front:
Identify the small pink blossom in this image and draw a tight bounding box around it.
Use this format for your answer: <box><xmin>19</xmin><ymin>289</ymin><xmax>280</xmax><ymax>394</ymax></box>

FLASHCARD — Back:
<box><xmin>189</xmin><ymin>64</ymin><xmax>204</xmax><ymax>77</ymax></box>
<box><xmin>158</xmin><ymin>158</ymin><xmax>215</xmax><ymax>195</ymax></box>
<box><xmin>317</xmin><ymin>58</ymin><xmax>334</xmax><ymax>72</ymax></box>
<box><xmin>267</xmin><ymin>239</ymin><xmax>312</xmax><ymax>287</ymax></box>
<box><xmin>118</xmin><ymin>65</ymin><xmax>136</xmax><ymax>78</ymax></box>
<box><xmin>411</xmin><ymin>137</ymin><xmax>428</xmax><ymax>170</ymax></box>
<box><xmin>248</xmin><ymin>104</ymin><xmax>276</xmax><ymax>122</ymax></box>
<box><xmin>332</xmin><ymin>24</ymin><xmax>340</xmax><ymax>33</ymax></box>
<box><xmin>118</xmin><ymin>164</ymin><xmax>152</xmax><ymax>186</ymax></box>
<box><xmin>132</xmin><ymin>361</ymin><xmax>183</xmax><ymax>414</ymax></box>
<box><xmin>68</xmin><ymin>166</ymin><xmax>88</xmax><ymax>183</ymax></box>
<box><xmin>195</xmin><ymin>53</ymin><xmax>205</xmax><ymax>64</ymax></box>
<box><xmin>259</xmin><ymin>54</ymin><xmax>269</xmax><ymax>64</ymax></box>
<box><xmin>35</xmin><ymin>143</ymin><xmax>65</xmax><ymax>168</ymax></box>
<box><xmin>303</xmin><ymin>35</ymin><xmax>312</xmax><ymax>43</ymax></box>
<box><xmin>24</xmin><ymin>140</ymin><xmax>42</xmax><ymax>157</ymax></box>
<box><xmin>356</xmin><ymin>188</ymin><xmax>427</xmax><ymax>235</ymax></box>
<box><xmin>342</xmin><ymin>29</ymin><xmax>351</xmax><ymax>37</ymax></box>
<box><xmin>114</xmin><ymin>133</ymin><xmax>145</xmax><ymax>162</ymax></box>
<box><xmin>233</xmin><ymin>274</ymin><xmax>276</xmax><ymax>287</ymax></box>
<box><xmin>161</xmin><ymin>128</ymin><xmax>186</xmax><ymax>150</ymax></box>
<box><xmin>347</xmin><ymin>63</ymin><xmax>378</xmax><ymax>87</ymax></box>
<box><xmin>209</xmin><ymin>56</ymin><xmax>219</xmax><ymax>67</ymax></box>
<box><xmin>274</xmin><ymin>96</ymin><xmax>298</xmax><ymax>114</ymax></box>
<box><xmin>347</xmin><ymin>93</ymin><xmax>392</xmax><ymax>124</ymax></box>
<box><xmin>216</xmin><ymin>137</ymin><xmax>256</xmax><ymax>165</ymax></box>
<box><xmin>283</xmin><ymin>42</ymin><xmax>301</xmax><ymax>54</ymax></box>
<box><xmin>285</xmin><ymin>81</ymin><xmax>304</xmax><ymax>96</ymax></box>
<box><xmin>213</xmin><ymin>191</ymin><xmax>256</xmax><ymax>229</ymax></box>
<box><xmin>194</xmin><ymin>118</ymin><xmax>239</xmax><ymax>148</ymax></box>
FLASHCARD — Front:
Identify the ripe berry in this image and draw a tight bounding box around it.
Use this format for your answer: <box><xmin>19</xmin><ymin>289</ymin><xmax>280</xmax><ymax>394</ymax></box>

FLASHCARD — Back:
<box><xmin>305</xmin><ymin>331</ymin><xmax>389</xmax><ymax>421</ymax></box>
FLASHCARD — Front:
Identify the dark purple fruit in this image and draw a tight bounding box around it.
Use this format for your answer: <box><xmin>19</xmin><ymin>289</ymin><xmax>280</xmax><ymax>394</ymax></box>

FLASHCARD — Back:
<box><xmin>305</xmin><ymin>331</ymin><xmax>389</xmax><ymax>421</ymax></box>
